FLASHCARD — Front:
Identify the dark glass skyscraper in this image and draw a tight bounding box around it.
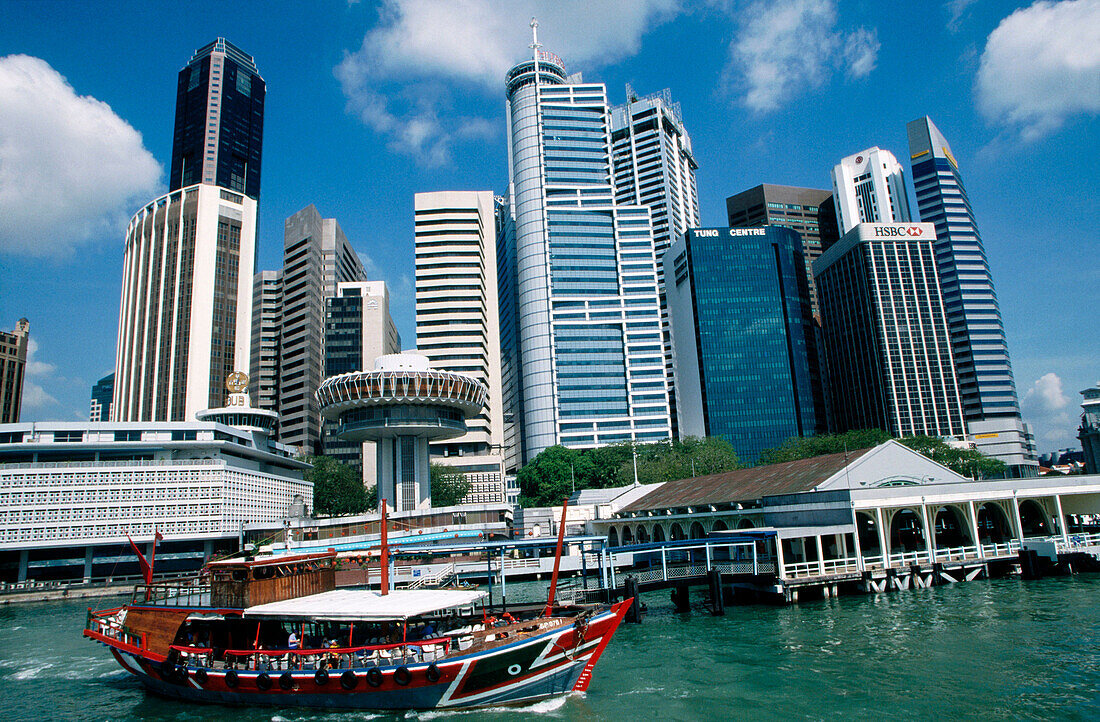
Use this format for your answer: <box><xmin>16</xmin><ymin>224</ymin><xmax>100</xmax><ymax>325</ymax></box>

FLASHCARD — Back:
<box><xmin>664</xmin><ymin>227</ymin><xmax>827</xmax><ymax>464</ymax></box>
<box><xmin>170</xmin><ymin>38</ymin><xmax>265</xmax><ymax>200</ymax></box>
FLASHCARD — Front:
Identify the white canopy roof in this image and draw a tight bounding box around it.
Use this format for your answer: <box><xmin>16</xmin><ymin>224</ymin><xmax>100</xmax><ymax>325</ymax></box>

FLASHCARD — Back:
<box><xmin>243</xmin><ymin>588</ymin><xmax>488</xmax><ymax>622</ymax></box>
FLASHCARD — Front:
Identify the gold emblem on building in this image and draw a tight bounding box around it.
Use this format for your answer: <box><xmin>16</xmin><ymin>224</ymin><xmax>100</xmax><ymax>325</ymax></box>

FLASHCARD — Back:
<box><xmin>226</xmin><ymin>371</ymin><xmax>249</xmax><ymax>394</ymax></box>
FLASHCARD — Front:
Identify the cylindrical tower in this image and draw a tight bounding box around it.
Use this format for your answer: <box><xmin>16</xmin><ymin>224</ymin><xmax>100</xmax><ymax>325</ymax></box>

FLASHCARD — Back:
<box><xmin>316</xmin><ymin>354</ymin><xmax>488</xmax><ymax>512</ymax></box>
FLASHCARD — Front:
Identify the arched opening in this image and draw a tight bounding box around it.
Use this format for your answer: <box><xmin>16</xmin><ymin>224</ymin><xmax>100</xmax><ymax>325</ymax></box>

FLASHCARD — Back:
<box><xmin>670</xmin><ymin>523</ymin><xmax>685</xmax><ymax>541</ymax></box>
<box><xmin>689</xmin><ymin>521</ymin><xmax>706</xmax><ymax>539</ymax></box>
<box><xmin>621</xmin><ymin>526</ymin><xmax>634</xmax><ymax>545</ymax></box>
<box><xmin>636</xmin><ymin>526</ymin><xmax>650</xmax><ymax>543</ymax></box>
<box><xmin>934</xmin><ymin>506</ymin><xmax>972</xmax><ymax>548</ymax></box>
<box><xmin>977</xmin><ymin>503</ymin><xmax>1012</xmax><ymax>544</ymax></box>
<box><xmin>856</xmin><ymin>511</ymin><xmax>881</xmax><ymax>556</ymax></box>
<box><xmin>1019</xmin><ymin>500</ymin><xmax>1052</xmax><ymax>537</ymax></box>
<box><xmin>652</xmin><ymin>524</ymin><xmax>666</xmax><ymax>542</ymax></box>
<box><xmin>711</xmin><ymin>519</ymin><xmax>729</xmax><ymax>533</ymax></box>
<box><xmin>608</xmin><ymin>527</ymin><xmax>619</xmax><ymax>548</ymax></box>
<box><xmin>737</xmin><ymin>517</ymin><xmax>756</xmax><ymax>529</ymax></box>
<box><xmin>889</xmin><ymin>509</ymin><xmax>926</xmax><ymax>553</ymax></box>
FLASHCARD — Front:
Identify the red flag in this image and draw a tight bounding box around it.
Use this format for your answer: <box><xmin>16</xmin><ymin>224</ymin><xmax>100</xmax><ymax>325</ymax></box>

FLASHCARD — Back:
<box><xmin>126</xmin><ymin>533</ymin><xmax>153</xmax><ymax>584</ymax></box>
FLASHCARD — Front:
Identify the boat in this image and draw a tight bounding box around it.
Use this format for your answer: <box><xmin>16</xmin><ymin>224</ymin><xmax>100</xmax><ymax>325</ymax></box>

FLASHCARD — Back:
<box><xmin>83</xmin><ymin>503</ymin><xmax>633</xmax><ymax>710</ymax></box>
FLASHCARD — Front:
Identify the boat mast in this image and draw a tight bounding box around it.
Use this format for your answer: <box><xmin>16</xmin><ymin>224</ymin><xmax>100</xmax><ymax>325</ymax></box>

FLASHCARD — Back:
<box><xmin>543</xmin><ymin>498</ymin><xmax>569</xmax><ymax>616</ymax></box>
<box><xmin>380</xmin><ymin>500</ymin><xmax>390</xmax><ymax>596</ymax></box>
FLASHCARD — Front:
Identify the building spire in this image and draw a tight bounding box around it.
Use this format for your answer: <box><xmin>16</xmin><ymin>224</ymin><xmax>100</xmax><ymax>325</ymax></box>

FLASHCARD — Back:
<box><xmin>530</xmin><ymin>17</ymin><xmax>541</xmax><ymax>56</ymax></box>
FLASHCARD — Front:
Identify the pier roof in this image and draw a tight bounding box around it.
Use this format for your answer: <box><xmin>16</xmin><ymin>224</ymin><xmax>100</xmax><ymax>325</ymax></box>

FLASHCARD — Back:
<box><xmin>621</xmin><ymin>448</ymin><xmax>875</xmax><ymax>512</ymax></box>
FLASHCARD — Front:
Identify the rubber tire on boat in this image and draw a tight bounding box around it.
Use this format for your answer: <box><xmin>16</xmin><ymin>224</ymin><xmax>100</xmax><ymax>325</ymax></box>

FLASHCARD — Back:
<box><xmin>394</xmin><ymin>666</ymin><xmax>412</xmax><ymax>686</ymax></box>
<box><xmin>366</xmin><ymin>668</ymin><xmax>383</xmax><ymax>687</ymax></box>
<box><xmin>340</xmin><ymin>670</ymin><xmax>359</xmax><ymax>690</ymax></box>
<box><xmin>225</xmin><ymin>670</ymin><xmax>239</xmax><ymax>688</ymax></box>
<box><xmin>425</xmin><ymin>664</ymin><xmax>441</xmax><ymax>683</ymax></box>
<box><xmin>159</xmin><ymin>660</ymin><xmax>176</xmax><ymax>681</ymax></box>
<box><xmin>314</xmin><ymin>668</ymin><xmax>329</xmax><ymax>686</ymax></box>
<box><xmin>279</xmin><ymin>672</ymin><xmax>295</xmax><ymax>690</ymax></box>
<box><xmin>256</xmin><ymin>672</ymin><xmax>273</xmax><ymax>691</ymax></box>
<box><xmin>176</xmin><ymin>665</ymin><xmax>188</xmax><ymax>681</ymax></box>
<box><xmin>194</xmin><ymin>668</ymin><xmax>208</xmax><ymax>684</ymax></box>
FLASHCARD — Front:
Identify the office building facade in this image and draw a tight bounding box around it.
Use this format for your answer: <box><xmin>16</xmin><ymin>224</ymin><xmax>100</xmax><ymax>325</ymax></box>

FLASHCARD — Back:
<box><xmin>277</xmin><ymin>205</ymin><xmax>366</xmax><ymax>456</ymax></box>
<box><xmin>323</xmin><ymin>281</ymin><xmax>401</xmax><ymax>483</ymax></box>
<box><xmin>1081</xmin><ymin>383</ymin><xmax>1100</xmax><ymax>475</ymax></box>
<box><xmin>169</xmin><ymin>38</ymin><xmax>265</xmax><ymax>200</ymax></box>
<box><xmin>908</xmin><ymin>116</ymin><xmax>1035</xmax><ymax>476</ymax></box>
<box><xmin>414</xmin><ymin>191</ymin><xmax>506</xmax><ymax>503</ymax></box>
<box><xmin>89</xmin><ymin>372</ymin><xmax>114</xmax><ymax>422</ymax></box>
<box><xmin>0</xmin><ymin>319</ymin><xmax>29</xmax><ymax>424</ymax></box>
<box><xmin>831</xmin><ymin>147</ymin><xmax>911</xmax><ymax>234</ymax></box>
<box><xmin>665</xmin><ymin>227</ymin><xmax>827</xmax><ymax>464</ymax></box>
<box><xmin>502</xmin><ymin>37</ymin><xmax>672</xmax><ymax>462</ymax></box>
<box><xmin>725</xmin><ymin>184</ymin><xmax>839</xmax><ymax>316</ymax></box>
<box><xmin>814</xmin><ymin>222</ymin><xmax>966</xmax><ymax>439</ymax></box>
<box><xmin>114</xmin><ymin>185</ymin><xmax>257</xmax><ymax>421</ymax></box>
<box><xmin>609</xmin><ymin>88</ymin><xmax>700</xmax><ymax>435</ymax></box>
<box><xmin>249</xmin><ymin>270</ymin><xmax>282</xmax><ymax>415</ymax></box>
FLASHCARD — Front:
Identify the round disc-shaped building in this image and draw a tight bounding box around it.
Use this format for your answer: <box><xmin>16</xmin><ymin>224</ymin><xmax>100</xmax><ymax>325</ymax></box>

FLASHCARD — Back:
<box><xmin>317</xmin><ymin>354</ymin><xmax>488</xmax><ymax>512</ymax></box>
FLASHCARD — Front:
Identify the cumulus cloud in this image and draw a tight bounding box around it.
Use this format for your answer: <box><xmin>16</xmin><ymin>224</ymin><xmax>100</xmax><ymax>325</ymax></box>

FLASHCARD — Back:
<box><xmin>21</xmin><ymin>338</ymin><xmax>59</xmax><ymax>411</ymax></box>
<box><xmin>336</xmin><ymin>0</ymin><xmax>680</xmax><ymax>165</ymax></box>
<box><xmin>1023</xmin><ymin>372</ymin><xmax>1078</xmax><ymax>448</ymax></box>
<box><xmin>0</xmin><ymin>55</ymin><xmax>162</xmax><ymax>257</ymax></box>
<box><xmin>976</xmin><ymin>0</ymin><xmax>1100</xmax><ymax>140</ymax></box>
<box><xmin>727</xmin><ymin>0</ymin><xmax>878</xmax><ymax>112</ymax></box>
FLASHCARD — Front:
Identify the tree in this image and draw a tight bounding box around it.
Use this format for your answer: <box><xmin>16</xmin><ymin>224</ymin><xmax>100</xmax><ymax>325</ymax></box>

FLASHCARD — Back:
<box><xmin>517</xmin><ymin>445</ymin><xmax>584</xmax><ymax>507</ymax></box>
<box><xmin>304</xmin><ymin>455</ymin><xmax>371</xmax><ymax>516</ymax></box>
<box><xmin>430</xmin><ymin>463</ymin><xmax>471</xmax><ymax>507</ymax></box>
<box><xmin>618</xmin><ymin>436</ymin><xmax>741</xmax><ymax>485</ymax></box>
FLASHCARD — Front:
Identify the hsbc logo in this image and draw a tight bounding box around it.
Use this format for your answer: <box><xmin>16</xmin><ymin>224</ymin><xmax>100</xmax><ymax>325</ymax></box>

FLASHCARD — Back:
<box><xmin>873</xmin><ymin>225</ymin><xmax>924</xmax><ymax>237</ymax></box>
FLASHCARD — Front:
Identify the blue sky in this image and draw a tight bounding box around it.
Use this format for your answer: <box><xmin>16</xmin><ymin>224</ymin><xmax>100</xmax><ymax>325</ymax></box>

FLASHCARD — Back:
<box><xmin>1</xmin><ymin>0</ymin><xmax>1097</xmax><ymax>453</ymax></box>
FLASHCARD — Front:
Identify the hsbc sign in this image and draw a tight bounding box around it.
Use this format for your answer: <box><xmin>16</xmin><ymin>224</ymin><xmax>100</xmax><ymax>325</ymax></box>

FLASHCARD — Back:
<box><xmin>873</xmin><ymin>225</ymin><xmax>925</xmax><ymax>237</ymax></box>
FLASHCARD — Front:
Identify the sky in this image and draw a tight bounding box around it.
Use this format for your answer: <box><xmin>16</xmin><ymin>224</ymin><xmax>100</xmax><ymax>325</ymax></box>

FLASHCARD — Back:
<box><xmin>0</xmin><ymin>0</ymin><xmax>1097</xmax><ymax>454</ymax></box>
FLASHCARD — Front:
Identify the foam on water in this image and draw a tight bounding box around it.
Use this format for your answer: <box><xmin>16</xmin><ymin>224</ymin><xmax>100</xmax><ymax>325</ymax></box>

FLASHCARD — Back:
<box><xmin>411</xmin><ymin>695</ymin><xmax>570</xmax><ymax>720</ymax></box>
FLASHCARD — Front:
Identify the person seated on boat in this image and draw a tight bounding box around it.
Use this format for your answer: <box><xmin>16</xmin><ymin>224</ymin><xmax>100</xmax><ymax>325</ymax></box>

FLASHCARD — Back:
<box><xmin>325</xmin><ymin>639</ymin><xmax>342</xmax><ymax>669</ymax></box>
<box><xmin>287</xmin><ymin>630</ymin><xmax>299</xmax><ymax>650</ymax></box>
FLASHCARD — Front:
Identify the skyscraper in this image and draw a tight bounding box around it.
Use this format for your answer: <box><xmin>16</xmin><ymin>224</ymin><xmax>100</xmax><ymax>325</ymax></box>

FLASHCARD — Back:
<box><xmin>249</xmin><ymin>270</ymin><xmax>282</xmax><ymax>414</ymax></box>
<box><xmin>907</xmin><ymin>116</ymin><xmax>1035</xmax><ymax>476</ymax></box>
<box><xmin>814</xmin><ymin>222</ymin><xmax>966</xmax><ymax>438</ymax></box>
<box><xmin>170</xmin><ymin>38</ymin><xmax>265</xmax><ymax>200</ymax></box>
<box><xmin>414</xmin><ymin>191</ymin><xmax>506</xmax><ymax>504</ymax></box>
<box><xmin>665</xmin><ymin>227</ymin><xmax>826</xmax><ymax>463</ymax></box>
<box><xmin>725</xmin><ymin>184</ymin><xmax>839</xmax><ymax>316</ymax></box>
<box><xmin>831</xmin><ymin>147</ymin><xmax>911</xmax><ymax>234</ymax></box>
<box><xmin>0</xmin><ymin>319</ymin><xmax>29</xmax><ymax>424</ymax></box>
<box><xmin>89</xmin><ymin>372</ymin><xmax>113</xmax><ymax>422</ymax></box>
<box><xmin>323</xmin><ymin>281</ymin><xmax>401</xmax><ymax>482</ymax></box>
<box><xmin>277</xmin><ymin>205</ymin><xmax>366</xmax><ymax>455</ymax></box>
<box><xmin>610</xmin><ymin>88</ymin><xmax>700</xmax><ymax>435</ymax></box>
<box><xmin>501</xmin><ymin>25</ymin><xmax>672</xmax><ymax>462</ymax></box>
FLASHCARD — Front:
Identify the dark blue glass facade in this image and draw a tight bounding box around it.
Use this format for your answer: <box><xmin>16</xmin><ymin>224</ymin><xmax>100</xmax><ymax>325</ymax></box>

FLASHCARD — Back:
<box><xmin>683</xmin><ymin>227</ymin><xmax>826</xmax><ymax>463</ymax></box>
<box><xmin>170</xmin><ymin>39</ymin><xmax>264</xmax><ymax>200</ymax></box>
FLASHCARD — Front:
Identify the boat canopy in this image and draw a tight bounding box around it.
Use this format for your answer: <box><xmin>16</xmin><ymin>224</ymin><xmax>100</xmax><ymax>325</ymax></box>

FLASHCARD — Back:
<box><xmin>241</xmin><ymin>588</ymin><xmax>488</xmax><ymax>622</ymax></box>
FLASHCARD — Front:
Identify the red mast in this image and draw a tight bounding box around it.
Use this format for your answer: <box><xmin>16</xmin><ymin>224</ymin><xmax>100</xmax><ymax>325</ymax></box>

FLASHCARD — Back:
<box><xmin>380</xmin><ymin>500</ymin><xmax>390</xmax><ymax>596</ymax></box>
<box><xmin>543</xmin><ymin>498</ymin><xmax>569</xmax><ymax>617</ymax></box>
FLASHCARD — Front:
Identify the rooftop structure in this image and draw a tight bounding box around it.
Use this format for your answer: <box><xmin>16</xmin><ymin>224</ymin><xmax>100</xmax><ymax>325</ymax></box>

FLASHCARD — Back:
<box><xmin>1081</xmin><ymin>382</ymin><xmax>1100</xmax><ymax>475</ymax></box>
<box><xmin>0</xmin><ymin>319</ymin><xmax>29</xmax><ymax>424</ymax></box>
<box><xmin>831</xmin><ymin>147</ymin><xmax>911</xmax><ymax>234</ymax></box>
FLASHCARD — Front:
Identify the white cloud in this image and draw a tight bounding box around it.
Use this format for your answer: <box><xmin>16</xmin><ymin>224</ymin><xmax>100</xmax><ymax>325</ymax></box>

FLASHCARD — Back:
<box><xmin>21</xmin><ymin>338</ymin><xmax>59</xmax><ymax>411</ymax></box>
<box><xmin>727</xmin><ymin>0</ymin><xmax>878</xmax><ymax>112</ymax></box>
<box><xmin>1024</xmin><ymin>372</ymin><xmax>1070</xmax><ymax>413</ymax></box>
<box><xmin>336</xmin><ymin>0</ymin><xmax>679</xmax><ymax>165</ymax></box>
<box><xmin>0</xmin><ymin>55</ymin><xmax>162</xmax><ymax>257</ymax></box>
<box><xmin>976</xmin><ymin>0</ymin><xmax>1100</xmax><ymax>140</ymax></box>
<box><xmin>946</xmin><ymin>0</ymin><xmax>979</xmax><ymax>31</ymax></box>
<box><xmin>1023</xmin><ymin>372</ymin><xmax>1077</xmax><ymax>449</ymax></box>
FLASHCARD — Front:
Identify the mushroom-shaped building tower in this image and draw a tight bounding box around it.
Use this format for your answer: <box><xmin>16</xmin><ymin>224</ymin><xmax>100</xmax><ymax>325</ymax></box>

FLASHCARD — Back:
<box><xmin>317</xmin><ymin>354</ymin><xmax>488</xmax><ymax>512</ymax></box>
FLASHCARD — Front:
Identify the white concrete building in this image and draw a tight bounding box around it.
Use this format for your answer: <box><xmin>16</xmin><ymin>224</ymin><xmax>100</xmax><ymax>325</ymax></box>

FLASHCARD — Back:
<box><xmin>415</xmin><ymin>191</ymin><xmax>506</xmax><ymax>504</ymax></box>
<box><xmin>831</xmin><ymin>147</ymin><xmax>912</xmax><ymax>234</ymax></box>
<box><xmin>114</xmin><ymin>184</ymin><xmax>257</xmax><ymax>422</ymax></box>
<box><xmin>249</xmin><ymin>270</ymin><xmax>282</xmax><ymax>415</ymax></box>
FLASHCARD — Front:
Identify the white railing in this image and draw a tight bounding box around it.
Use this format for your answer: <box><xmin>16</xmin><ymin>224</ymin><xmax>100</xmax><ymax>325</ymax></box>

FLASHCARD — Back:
<box><xmin>782</xmin><ymin>557</ymin><xmax>860</xmax><ymax>579</ymax></box>
<box><xmin>980</xmin><ymin>541</ymin><xmax>1020</xmax><ymax>558</ymax></box>
<box><xmin>931</xmin><ymin>545</ymin><xmax>981</xmax><ymax>562</ymax></box>
<box><xmin>1056</xmin><ymin>531</ymin><xmax>1100</xmax><ymax>553</ymax></box>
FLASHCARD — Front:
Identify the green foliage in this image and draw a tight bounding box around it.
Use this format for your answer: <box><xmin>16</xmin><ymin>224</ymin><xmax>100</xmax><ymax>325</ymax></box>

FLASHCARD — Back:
<box><xmin>430</xmin><ymin>463</ymin><xmax>471</xmax><ymax>507</ymax></box>
<box><xmin>303</xmin><ymin>455</ymin><xmax>371</xmax><ymax>516</ymax></box>
<box><xmin>756</xmin><ymin>430</ymin><xmax>1008</xmax><ymax>479</ymax></box>
<box><xmin>517</xmin><ymin>437</ymin><xmax>741</xmax><ymax>507</ymax></box>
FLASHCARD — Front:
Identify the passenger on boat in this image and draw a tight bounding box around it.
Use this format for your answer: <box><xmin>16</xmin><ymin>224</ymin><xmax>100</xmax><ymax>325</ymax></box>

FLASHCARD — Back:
<box><xmin>288</xmin><ymin>631</ymin><xmax>299</xmax><ymax>650</ymax></box>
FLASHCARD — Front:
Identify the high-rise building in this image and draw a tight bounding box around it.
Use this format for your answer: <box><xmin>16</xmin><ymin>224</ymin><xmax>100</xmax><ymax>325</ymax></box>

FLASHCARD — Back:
<box><xmin>665</xmin><ymin>227</ymin><xmax>827</xmax><ymax>464</ymax></box>
<box><xmin>1080</xmin><ymin>382</ymin><xmax>1100</xmax><ymax>475</ymax></box>
<box><xmin>414</xmin><ymin>191</ymin><xmax>506</xmax><ymax>504</ymax></box>
<box><xmin>501</xmin><ymin>27</ymin><xmax>672</xmax><ymax>462</ymax></box>
<box><xmin>249</xmin><ymin>270</ymin><xmax>282</xmax><ymax>415</ymax></box>
<box><xmin>907</xmin><ymin>116</ymin><xmax>1035</xmax><ymax>476</ymax></box>
<box><xmin>610</xmin><ymin>88</ymin><xmax>700</xmax><ymax>435</ymax></box>
<box><xmin>323</xmin><ymin>281</ymin><xmax>401</xmax><ymax>483</ymax></box>
<box><xmin>114</xmin><ymin>186</ymin><xmax>257</xmax><ymax>421</ymax></box>
<box><xmin>277</xmin><ymin>205</ymin><xmax>366</xmax><ymax>455</ymax></box>
<box><xmin>725</xmin><ymin>184</ymin><xmax>839</xmax><ymax>316</ymax></box>
<box><xmin>814</xmin><ymin>222</ymin><xmax>966</xmax><ymax>439</ymax></box>
<box><xmin>831</xmin><ymin>147</ymin><xmax>911</xmax><ymax>234</ymax></box>
<box><xmin>170</xmin><ymin>38</ymin><xmax>265</xmax><ymax>200</ymax></box>
<box><xmin>89</xmin><ymin>372</ymin><xmax>114</xmax><ymax>422</ymax></box>
<box><xmin>0</xmin><ymin>319</ymin><xmax>29</xmax><ymax>424</ymax></box>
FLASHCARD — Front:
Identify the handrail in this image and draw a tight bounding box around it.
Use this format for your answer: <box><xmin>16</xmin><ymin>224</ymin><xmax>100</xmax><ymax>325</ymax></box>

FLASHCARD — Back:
<box><xmin>223</xmin><ymin>636</ymin><xmax>453</xmax><ymax>659</ymax></box>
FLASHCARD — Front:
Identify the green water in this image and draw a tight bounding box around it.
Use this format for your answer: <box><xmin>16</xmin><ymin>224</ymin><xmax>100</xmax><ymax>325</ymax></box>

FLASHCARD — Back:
<box><xmin>2</xmin><ymin>576</ymin><xmax>1098</xmax><ymax>721</ymax></box>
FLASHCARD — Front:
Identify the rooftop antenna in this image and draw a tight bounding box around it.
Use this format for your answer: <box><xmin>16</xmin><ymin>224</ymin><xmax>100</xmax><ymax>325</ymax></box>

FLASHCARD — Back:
<box><xmin>530</xmin><ymin>17</ymin><xmax>541</xmax><ymax>55</ymax></box>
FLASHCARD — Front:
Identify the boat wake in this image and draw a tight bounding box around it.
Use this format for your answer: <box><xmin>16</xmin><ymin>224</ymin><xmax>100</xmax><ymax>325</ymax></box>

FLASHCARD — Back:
<box><xmin>409</xmin><ymin>694</ymin><xmax>572</xmax><ymax>720</ymax></box>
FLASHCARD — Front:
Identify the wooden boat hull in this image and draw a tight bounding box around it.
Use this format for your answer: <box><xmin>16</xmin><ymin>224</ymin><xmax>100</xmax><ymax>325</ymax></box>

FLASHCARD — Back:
<box><xmin>91</xmin><ymin>599</ymin><xmax>632</xmax><ymax>710</ymax></box>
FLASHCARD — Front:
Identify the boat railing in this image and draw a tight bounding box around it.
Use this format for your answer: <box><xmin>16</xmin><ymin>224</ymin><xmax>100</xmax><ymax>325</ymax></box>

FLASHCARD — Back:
<box><xmin>133</xmin><ymin>577</ymin><xmax>211</xmax><ymax>606</ymax></box>
<box><xmin>85</xmin><ymin>607</ymin><xmax>145</xmax><ymax>649</ymax></box>
<box><xmin>217</xmin><ymin>637</ymin><xmax>455</xmax><ymax>671</ymax></box>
